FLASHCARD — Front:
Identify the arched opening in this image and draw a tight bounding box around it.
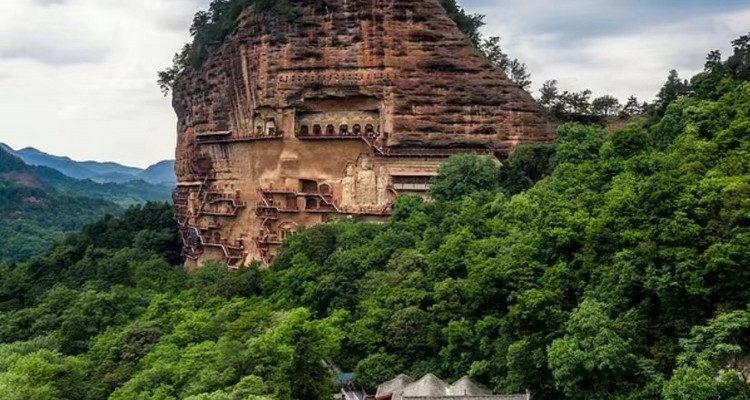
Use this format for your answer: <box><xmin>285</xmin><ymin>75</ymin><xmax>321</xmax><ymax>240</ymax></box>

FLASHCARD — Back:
<box><xmin>353</xmin><ymin>124</ymin><xmax>362</xmax><ymax>136</ymax></box>
<box><xmin>326</xmin><ymin>124</ymin><xmax>335</xmax><ymax>135</ymax></box>
<box><xmin>305</xmin><ymin>197</ymin><xmax>319</xmax><ymax>210</ymax></box>
<box><xmin>313</xmin><ymin>124</ymin><xmax>322</xmax><ymax>135</ymax></box>
<box><xmin>319</xmin><ymin>183</ymin><xmax>332</xmax><ymax>196</ymax></box>
<box><xmin>339</xmin><ymin>125</ymin><xmax>349</xmax><ymax>135</ymax></box>
<box><xmin>299</xmin><ymin>125</ymin><xmax>309</xmax><ymax>136</ymax></box>
<box><xmin>265</xmin><ymin>119</ymin><xmax>276</xmax><ymax>136</ymax></box>
<box><xmin>365</xmin><ymin>124</ymin><xmax>375</xmax><ymax>136</ymax></box>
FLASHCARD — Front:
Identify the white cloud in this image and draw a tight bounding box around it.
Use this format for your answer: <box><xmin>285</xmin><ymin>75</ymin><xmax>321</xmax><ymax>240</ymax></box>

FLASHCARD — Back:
<box><xmin>473</xmin><ymin>2</ymin><xmax>750</xmax><ymax>102</ymax></box>
<box><xmin>0</xmin><ymin>2</ymin><xmax>109</xmax><ymax>65</ymax></box>
<box><xmin>0</xmin><ymin>0</ymin><xmax>207</xmax><ymax>167</ymax></box>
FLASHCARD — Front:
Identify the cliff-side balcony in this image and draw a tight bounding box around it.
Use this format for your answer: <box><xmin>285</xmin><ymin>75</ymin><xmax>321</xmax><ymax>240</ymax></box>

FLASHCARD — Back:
<box><xmin>206</xmin><ymin>192</ymin><xmax>248</xmax><ymax>208</ymax></box>
<box><xmin>197</xmin><ymin>223</ymin><xmax>222</xmax><ymax>232</ymax></box>
<box><xmin>336</xmin><ymin>205</ymin><xmax>393</xmax><ymax>216</ymax></box>
<box><xmin>201</xmin><ymin>209</ymin><xmax>242</xmax><ymax>217</ymax></box>
<box><xmin>255</xmin><ymin>207</ymin><xmax>279</xmax><ymax>219</ymax></box>
<box><xmin>379</xmin><ymin>145</ymin><xmax>493</xmax><ymax>159</ymax></box>
<box><xmin>202</xmin><ymin>234</ymin><xmax>244</xmax><ymax>252</ymax></box>
<box><xmin>182</xmin><ymin>246</ymin><xmax>204</xmax><ymax>260</ymax></box>
<box><xmin>195</xmin><ymin>130</ymin><xmax>232</xmax><ymax>138</ymax></box>
<box><xmin>172</xmin><ymin>190</ymin><xmax>189</xmax><ymax>206</ymax></box>
<box><xmin>197</xmin><ymin>131</ymin><xmax>284</xmax><ymax>145</ymax></box>
<box><xmin>255</xmin><ymin>234</ymin><xmax>283</xmax><ymax>247</ymax></box>
<box><xmin>261</xmin><ymin>188</ymin><xmax>298</xmax><ymax>195</ymax></box>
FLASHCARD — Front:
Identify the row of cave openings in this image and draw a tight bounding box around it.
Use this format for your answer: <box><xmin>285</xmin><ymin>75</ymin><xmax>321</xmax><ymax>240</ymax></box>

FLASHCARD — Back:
<box><xmin>298</xmin><ymin>123</ymin><xmax>378</xmax><ymax>137</ymax></box>
<box><xmin>249</xmin><ymin>121</ymin><xmax>379</xmax><ymax>138</ymax></box>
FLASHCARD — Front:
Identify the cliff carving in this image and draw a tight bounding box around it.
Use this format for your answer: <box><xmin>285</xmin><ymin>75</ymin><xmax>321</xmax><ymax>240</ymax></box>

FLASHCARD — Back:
<box><xmin>172</xmin><ymin>0</ymin><xmax>555</xmax><ymax>268</ymax></box>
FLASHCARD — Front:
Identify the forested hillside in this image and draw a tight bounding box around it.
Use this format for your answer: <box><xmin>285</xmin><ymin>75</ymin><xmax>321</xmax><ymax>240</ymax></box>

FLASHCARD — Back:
<box><xmin>1</xmin><ymin>34</ymin><xmax>749</xmax><ymax>400</ymax></box>
<box><xmin>0</xmin><ymin>147</ymin><xmax>171</xmax><ymax>264</ymax></box>
<box><xmin>0</xmin><ymin>148</ymin><xmax>122</xmax><ymax>263</ymax></box>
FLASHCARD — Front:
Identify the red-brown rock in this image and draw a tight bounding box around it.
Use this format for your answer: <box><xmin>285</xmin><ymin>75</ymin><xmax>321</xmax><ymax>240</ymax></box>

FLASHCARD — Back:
<box><xmin>172</xmin><ymin>0</ymin><xmax>554</xmax><ymax>268</ymax></box>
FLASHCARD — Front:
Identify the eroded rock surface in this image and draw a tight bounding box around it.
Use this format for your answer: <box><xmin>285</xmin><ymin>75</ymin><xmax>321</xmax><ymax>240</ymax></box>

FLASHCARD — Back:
<box><xmin>173</xmin><ymin>0</ymin><xmax>554</xmax><ymax>268</ymax></box>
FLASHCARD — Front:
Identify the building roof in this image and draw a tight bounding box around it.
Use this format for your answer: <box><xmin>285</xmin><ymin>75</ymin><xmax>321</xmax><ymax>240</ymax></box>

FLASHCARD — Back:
<box><xmin>448</xmin><ymin>376</ymin><xmax>492</xmax><ymax>396</ymax></box>
<box><xmin>376</xmin><ymin>374</ymin><xmax>415</xmax><ymax>398</ymax></box>
<box><xmin>377</xmin><ymin>374</ymin><xmax>507</xmax><ymax>400</ymax></box>
<box><xmin>401</xmin><ymin>373</ymin><xmax>450</xmax><ymax>398</ymax></box>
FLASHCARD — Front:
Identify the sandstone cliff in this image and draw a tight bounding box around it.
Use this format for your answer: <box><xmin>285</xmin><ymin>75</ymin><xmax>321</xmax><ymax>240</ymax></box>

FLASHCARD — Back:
<box><xmin>172</xmin><ymin>0</ymin><xmax>554</xmax><ymax>267</ymax></box>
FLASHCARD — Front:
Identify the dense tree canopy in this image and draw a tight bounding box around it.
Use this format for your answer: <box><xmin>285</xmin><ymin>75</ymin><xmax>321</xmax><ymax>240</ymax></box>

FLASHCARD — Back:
<box><xmin>12</xmin><ymin>31</ymin><xmax>750</xmax><ymax>400</ymax></box>
<box><xmin>0</xmin><ymin>147</ymin><xmax>170</xmax><ymax>264</ymax></box>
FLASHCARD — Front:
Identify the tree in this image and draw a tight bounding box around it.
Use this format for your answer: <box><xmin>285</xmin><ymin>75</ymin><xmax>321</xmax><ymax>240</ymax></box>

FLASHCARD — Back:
<box><xmin>547</xmin><ymin>300</ymin><xmax>644</xmax><ymax>400</ymax></box>
<box><xmin>479</xmin><ymin>36</ymin><xmax>532</xmax><ymax>90</ymax></box>
<box><xmin>655</xmin><ymin>70</ymin><xmax>691</xmax><ymax>114</ymax></box>
<box><xmin>591</xmin><ymin>95</ymin><xmax>621</xmax><ymax>117</ymax></box>
<box><xmin>555</xmin><ymin>123</ymin><xmax>604</xmax><ymax>164</ymax></box>
<box><xmin>726</xmin><ymin>33</ymin><xmax>750</xmax><ymax>80</ymax></box>
<box><xmin>538</xmin><ymin>80</ymin><xmax>560</xmax><ymax>109</ymax></box>
<box><xmin>429</xmin><ymin>155</ymin><xmax>499</xmax><ymax>201</ymax></box>
<box><xmin>438</xmin><ymin>0</ymin><xmax>486</xmax><ymax>47</ymax></box>
<box><xmin>560</xmin><ymin>89</ymin><xmax>592</xmax><ymax>115</ymax></box>
<box><xmin>498</xmin><ymin>144</ymin><xmax>556</xmax><ymax>194</ymax></box>
<box><xmin>480</xmin><ymin>36</ymin><xmax>510</xmax><ymax>70</ymax></box>
<box><xmin>664</xmin><ymin>311</ymin><xmax>750</xmax><ymax>400</ymax></box>
<box><xmin>622</xmin><ymin>96</ymin><xmax>642</xmax><ymax>116</ymax></box>
<box><xmin>157</xmin><ymin>45</ymin><xmax>190</xmax><ymax>96</ymax></box>
<box><xmin>704</xmin><ymin>50</ymin><xmax>723</xmax><ymax>73</ymax></box>
<box><xmin>508</xmin><ymin>59</ymin><xmax>532</xmax><ymax>91</ymax></box>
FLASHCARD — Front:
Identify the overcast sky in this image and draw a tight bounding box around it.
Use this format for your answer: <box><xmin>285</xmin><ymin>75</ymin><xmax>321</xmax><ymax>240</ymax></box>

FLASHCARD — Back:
<box><xmin>0</xmin><ymin>0</ymin><xmax>747</xmax><ymax>168</ymax></box>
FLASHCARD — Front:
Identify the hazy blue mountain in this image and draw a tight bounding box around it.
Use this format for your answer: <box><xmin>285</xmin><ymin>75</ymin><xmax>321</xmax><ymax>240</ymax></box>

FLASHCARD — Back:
<box><xmin>139</xmin><ymin>160</ymin><xmax>176</xmax><ymax>185</ymax></box>
<box><xmin>9</xmin><ymin>146</ymin><xmax>98</xmax><ymax>180</ymax></box>
<box><xmin>0</xmin><ymin>143</ymin><xmax>176</xmax><ymax>185</ymax></box>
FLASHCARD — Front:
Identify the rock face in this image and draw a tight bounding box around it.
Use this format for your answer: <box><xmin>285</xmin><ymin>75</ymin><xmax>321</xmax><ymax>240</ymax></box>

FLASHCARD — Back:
<box><xmin>172</xmin><ymin>0</ymin><xmax>554</xmax><ymax>268</ymax></box>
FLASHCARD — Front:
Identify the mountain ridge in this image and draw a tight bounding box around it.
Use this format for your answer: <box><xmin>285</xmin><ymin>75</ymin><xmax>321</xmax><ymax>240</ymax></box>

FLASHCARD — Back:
<box><xmin>0</xmin><ymin>143</ymin><xmax>176</xmax><ymax>185</ymax></box>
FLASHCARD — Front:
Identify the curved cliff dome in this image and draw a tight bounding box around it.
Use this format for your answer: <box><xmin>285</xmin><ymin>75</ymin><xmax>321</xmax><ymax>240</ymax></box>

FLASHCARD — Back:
<box><xmin>172</xmin><ymin>0</ymin><xmax>554</xmax><ymax>268</ymax></box>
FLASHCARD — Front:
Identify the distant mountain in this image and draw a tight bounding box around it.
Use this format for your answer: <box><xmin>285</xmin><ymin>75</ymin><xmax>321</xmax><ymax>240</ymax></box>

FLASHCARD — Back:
<box><xmin>0</xmin><ymin>144</ymin><xmax>176</xmax><ymax>185</ymax></box>
<box><xmin>139</xmin><ymin>160</ymin><xmax>176</xmax><ymax>185</ymax></box>
<box><xmin>0</xmin><ymin>147</ymin><xmax>122</xmax><ymax>263</ymax></box>
<box><xmin>0</xmin><ymin>146</ymin><xmax>177</xmax><ymax>263</ymax></box>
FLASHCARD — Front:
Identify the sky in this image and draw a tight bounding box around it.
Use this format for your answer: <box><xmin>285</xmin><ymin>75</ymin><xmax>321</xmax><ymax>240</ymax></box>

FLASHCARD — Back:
<box><xmin>0</xmin><ymin>0</ymin><xmax>747</xmax><ymax>168</ymax></box>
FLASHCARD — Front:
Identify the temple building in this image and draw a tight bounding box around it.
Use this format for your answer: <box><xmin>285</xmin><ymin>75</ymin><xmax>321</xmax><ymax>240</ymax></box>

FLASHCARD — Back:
<box><xmin>171</xmin><ymin>0</ymin><xmax>554</xmax><ymax>268</ymax></box>
<box><xmin>372</xmin><ymin>374</ymin><xmax>529</xmax><ymax>400</ymax></box>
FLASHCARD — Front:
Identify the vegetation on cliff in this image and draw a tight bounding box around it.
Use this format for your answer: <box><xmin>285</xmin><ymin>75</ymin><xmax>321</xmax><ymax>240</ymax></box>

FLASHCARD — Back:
<box><xmin>2</xmin><ymin>34</ymin><xmax>749</xmax><ymax>400</ymax></box>
<box><xmin>264</xmin><ymin>59</ymin><xmax>750</xmax><ymax>399</ymax></box>
<box><xmin>537</xmin><ymin>33</ymin><xmax>750</xmax><ymax>126</ymax></box>
<box><xmin>158</xmin><ymin>0</ymin><xmax>503</xmax><ymax>94</ymax></box>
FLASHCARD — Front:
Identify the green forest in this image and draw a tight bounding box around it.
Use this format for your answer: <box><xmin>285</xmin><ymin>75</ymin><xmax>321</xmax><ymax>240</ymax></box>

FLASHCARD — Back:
<box><xmin>0</xmin><ymin>147</ymin><xmax>171</xmax><ymax>264</ymax></box>
<box><xmin>1</xmin><ymin>32</ymin><xmax>749</xmax><ymax>400</ymax></box>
